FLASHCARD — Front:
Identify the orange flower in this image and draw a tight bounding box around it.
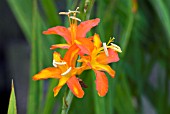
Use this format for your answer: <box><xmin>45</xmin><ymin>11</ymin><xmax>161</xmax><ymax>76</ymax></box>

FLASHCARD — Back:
<box><xmin>76</xmin><ymin>34</ymin><xmax>121</xmax><ymax>96</ymax></box>
<box><xmin>33</xmin><ymin>45</ymin><xmax>84</xmax><ymax>98</ymax></box>
<box><xmin>33</xmin><ymin>7</ymin><xmax>122</xmax><ymax>98</ymax></box>
<box><xmin>43</xmin><ymin>7</ymin><xmax>100</xmax><ymax>50</ymax></box>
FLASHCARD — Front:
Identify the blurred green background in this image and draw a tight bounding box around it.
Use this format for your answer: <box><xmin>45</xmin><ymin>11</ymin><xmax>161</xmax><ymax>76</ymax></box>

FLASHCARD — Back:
<box><xmin>1</xmin><ymin>0</ymin><xmax>170</xmax><ymax>114</ymax></box>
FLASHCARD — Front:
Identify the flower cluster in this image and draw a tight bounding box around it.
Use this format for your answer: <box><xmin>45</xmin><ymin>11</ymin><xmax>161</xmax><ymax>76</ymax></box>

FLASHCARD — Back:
<box><xmin>33</xmin><ymin>7</ymin><xmax>122</xmax><ymax>98</ymax></box>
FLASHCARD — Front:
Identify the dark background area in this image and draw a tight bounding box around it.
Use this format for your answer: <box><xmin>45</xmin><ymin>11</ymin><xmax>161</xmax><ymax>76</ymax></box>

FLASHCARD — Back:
<box><xmin>0</xmin><ymin>0</ymin><xmax>29</xmax><ymax>113</ymax></box>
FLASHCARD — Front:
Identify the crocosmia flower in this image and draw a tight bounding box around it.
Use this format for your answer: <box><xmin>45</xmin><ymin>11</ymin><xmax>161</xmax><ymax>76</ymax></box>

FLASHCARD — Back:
<box><xmin>43</xmin><ymin>7</ymin><xmax>100</xmax><ymax>50</ymax></box>
<box><xmin>33</xmin><ymin>45</ymin><xmax>84</xmax><ymax>98</ymax></box>
<box><xmin>76</xmin><ymin>34</ymin><xmax>122</xmax><ymax>96</ymax></box>
<box><xmin>33</xmin><ymin>7</ymin><xmax>122</xmax><ymax>98</ymax></box>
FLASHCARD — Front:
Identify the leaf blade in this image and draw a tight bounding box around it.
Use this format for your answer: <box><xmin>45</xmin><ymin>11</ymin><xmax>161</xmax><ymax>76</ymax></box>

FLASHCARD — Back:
<box><xmin>8</xmin><ymin>80</ymin><xmax>17</xmax><ymax>114</ymax></box>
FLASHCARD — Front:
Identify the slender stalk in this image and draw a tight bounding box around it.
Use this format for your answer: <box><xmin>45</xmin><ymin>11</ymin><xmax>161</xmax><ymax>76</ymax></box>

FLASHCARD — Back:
<box><xmin>61</xmin><ymin>90</ymin><xmax>74</xmax><ymax>114</ymax></box>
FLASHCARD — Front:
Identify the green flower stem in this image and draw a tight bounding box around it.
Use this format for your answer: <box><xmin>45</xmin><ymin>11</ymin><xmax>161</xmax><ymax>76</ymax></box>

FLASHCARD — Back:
<box><xmin>61</xmin><ymin>90</ymin><xmax>74</xmax><ymax>114</ymax></box>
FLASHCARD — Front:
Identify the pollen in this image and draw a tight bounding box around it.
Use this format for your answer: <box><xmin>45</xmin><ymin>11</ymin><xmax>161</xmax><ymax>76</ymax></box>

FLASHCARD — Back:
<box><xmin>59</xmin><ymin>7</ymin><xmax>80</xmax><ymax>16</ymax></box>
<box><xmin>53</xmin><ymin>60</ymin><xmax>67</xmax><ymax>67</ymax></box>
<box><xmin>68</xmin><ymin>10</ymin><xmax>80</xmax><ymax>14</ymax></box>
<box><xmin>61</xmin><ymin>67</ymin><xmax>72</xmax><ymax>76</ymax></box>
<box><xmin>103</xmin><ymin>42</ymin><xmax>109</xmax><ymax>56</ymax></box>
<box><xmin>111</xmin><ymin>43</ymin><xmax>122</xmax><ymax>53</ymax></box>
<box><xmin>69</xmin><ymin>16</ymin><xmax>81</xmax><ymax>22</ymax></box>
<box><xmin>59</xmin><ymin>12</ymin><xmax>70</xmax><ymax>15</ymax></box>
<box><xmin>55</xmin><ymin>61</ymin><xmax>67</xmax><ymax>65</ymax></box>
<box><xmin>53</xmin><ymin>60</ymin><xmax>57</xmax><ymax>67</ymax></box>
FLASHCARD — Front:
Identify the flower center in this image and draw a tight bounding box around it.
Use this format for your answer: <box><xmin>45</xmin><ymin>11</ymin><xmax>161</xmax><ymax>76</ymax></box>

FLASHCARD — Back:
<box><xmin>104</xmin><ymin>37</ymin><xmax>122</xmax><ymax>53</ymax></box>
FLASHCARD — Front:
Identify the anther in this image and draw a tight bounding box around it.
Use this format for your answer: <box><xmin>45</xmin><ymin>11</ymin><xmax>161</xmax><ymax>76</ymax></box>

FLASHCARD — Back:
<box><xmin>69</xmin><ymin>16</ymin><xmax>81</xmax><ymax>22</ymax></box>
<box><xmin>103</xmin><ymin>42</ymin><xmax>109</xmax><ymax>56</ymax></box>
<box><xmin>53</xmin><ymin>60</ymin><xmax>57</xmax><ymax>67</ymax></box>
<box><xmin>76</xmin><ymin>7</ymin><xmax>79</xmax><ymax>11</ymax></box>
<box><xmin>61</xmin><ymin>67</ymin><xmax>72</xmax><ymax>76</ymax></box>
<box><xmin>68</xmin><ymin>10</ymin><xmax>80</xmax><ymax>14</ymax></box>
<box><xmin>59</xmin><ymin>12</ymin><xmax>69</xmax><ymax>15</ymax></box>
<box><xmin>111</xmin><ymin>43</ymin><xmax>122</xmax><ymax>52</ymax></box>
<box><xmin>55</xmin><ymin>61</ymin><xmax>67</xmax><ymax>65</ymax></box>
<box><xmin>53</xmin><ymin>60</ymin><xmax>67</xmax><ymax>67</ymax></box>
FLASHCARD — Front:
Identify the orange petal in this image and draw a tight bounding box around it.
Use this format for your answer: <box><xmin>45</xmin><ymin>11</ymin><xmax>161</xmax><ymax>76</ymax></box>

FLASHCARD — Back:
<box><xmin>93</xmin><ymin>34</ymin><xmax>102</xmax><ymax>48</ymax></box>
<box><xmin>93</xmin><ymin>64</ymin><xmax>115</xmax><ymax>78</ymax></box>
<box><xmin>64</xmin><ymin>44</ymin><xmax>80</xmax><ymax>66</ymax></box>
<box><xmin>50</xmin><ymin>44</ymin><xmax>70</xmax><ymax>50</ymax></box>
<box><xmin>67</xmin><ymin>75</ymin><xmax>84</xmax><ymax>98</ymax></box>
<box><xmin>53</xmin><ymin>51</ymin><xmax>62</xmax><ymax>62</ymax></box>
<box><xmin>75</xmin><ymin>38</ymin><xmax>94</xmax><ymax>55</ymax></box>
<box><xmin>53</xmin><ymin>86</ymin><xmax>62</xmax><ymax>97</ymax></box>
<box><xmin>53</xmin><ymin>75</ymin><xmax>71</xmax><ymax>97</ymax></box>
<box><xmin>96</xmin><ymin>49</ymin><xmax>119</xmax><ymax>64</ymax></box>
<box><xmin>77</xmin><ymin>18</ymin><xmax>100</xmax><ymax>38</ymax></box>
<box><xmin>43</xmin><ymin>26</ymin><xmax>71</xmax><ymax>44</ymax></box>
<box><xmin>32</xmin><ymin>67</ymin><xmax>62</xmax><ymax>80</ymax></box>
<box><xmin>95</xmin><ymin>70</ymin><xmax>108</xmax><ymax>97</ymax></box>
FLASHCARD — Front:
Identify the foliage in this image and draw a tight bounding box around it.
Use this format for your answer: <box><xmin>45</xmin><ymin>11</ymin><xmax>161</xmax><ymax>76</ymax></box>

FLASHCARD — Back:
<box><xmin>8</xmin><ymin>80</ymin><xmax>17</xmax><ymax>114</ymax></box>
<box><xmin>7</xmin><ymin>0</ymin><xmax>170</xmax><ymax>114</ymax></box>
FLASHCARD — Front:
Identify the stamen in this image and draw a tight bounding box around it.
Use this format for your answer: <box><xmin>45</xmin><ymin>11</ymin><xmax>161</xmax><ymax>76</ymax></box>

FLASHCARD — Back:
<box><xmin>76</xmin><ymin>7</ymin><xmax>79</xmax><ymax>11</ymax></box>
<box><xmin>103</xmin><ymin>42</ymin><xmax>109</xmax><ymax>56</ymax></box>
<box><xmin>68</xmin><ymin>10</ymin><xmax>80</xmax><ymax>14</ymax></box>
<box><xmin>59</xmin><ymin>7</ymin><xmax>80</xmax><ymax>15</ymax></box>
<box><xmin>55</xmin><ymin>61</ymin><xmax>67</xmax><ymax>65</ymax></box>
<box><xmin>69</xmin><ymin>16</ymin><xmax>81</xmax><ymax>22</ymax></box>
<box><xmin>111</xmin><ymin>43</ymin><xmax>122</xmax><ymax>52</ymax></box>
<box><xmin>53</xmin><ymin>60</ymin><xmax>67</xmax><ymax>67</ymax></box>
<box><xmin>61</xmin><ymin>67</ymin><xmax>72</xmax><ymax>76</ymax></box>
<box><xmin>53</xmin><ymin>60</ymin><xmax>57</xmax><ymax>67</ymax></box>
<box><xmin>59</xmin><ymin>12</ymin><xmax>69</xmax><ymax>15</ymax></box>
<box><xmin>59</xmin><ymin>11</ymin><xmax>80</xmax><ymax>15</ymax></box>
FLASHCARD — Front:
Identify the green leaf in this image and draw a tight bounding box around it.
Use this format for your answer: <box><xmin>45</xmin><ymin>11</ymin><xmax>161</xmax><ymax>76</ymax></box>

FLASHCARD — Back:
<box><xmin>41</xmin><ymin>0</ymin><xmax>61</xmax><ymax>26</ymax></box>
<box><xmin>8</xmin><ymin>80</ymin><xmax>17</xmax><ymax>114</ymax></box>
<box><xmin>150</xmin><ymin>0</ymin><xmax>170</xmax><ymax>46</ymax></box>
<box><xmin>7</xmin><ymin>0</ymin><xmax>32</xmax><ymax>43</ymax></box>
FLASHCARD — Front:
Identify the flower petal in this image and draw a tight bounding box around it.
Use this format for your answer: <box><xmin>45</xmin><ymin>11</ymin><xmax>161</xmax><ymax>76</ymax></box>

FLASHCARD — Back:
<box><xmin>53</xmin><ymin>75</ymin><xmax>71</xmax><ymax>97</ymax></box>
<box><xmin>77</xmin><ymin>18</ymin><xmax>100</xmax><ymax>38</ymax></box>
<box><xmin>93</xmin><ymin>34</ymin><xmax>102</xmax><ymax>48</ymax></box>
<box><xmin>64</xmin><ymin>44</ymin><xmax>80</xmax><ymax>66</ymax></box>
<box><xmin>93</xmin><ymin>64</ymin><xmax>115</xmax><ymax>78</ymax></box>
<box><xmin>95</xmin><ymin>70</ymin><xmax>108</xmax><ymax>97</ymax></box>
<box><xmin>96</xmin><ymin>49</ymin><xmax>119</xmax><ymax>64</ymax></box>
<box><xmin>32</xmin><ymin>67</ymin><xmax>62</xmax><ymax>80</ymax></box>
<box><xmin>43</xmin><ymin>26</ymin><xmax>71</xmax><ymax>44</ymax></box>
<box><xmin>50</xmin><ymin>44</ymin><xmax>70</xmax><ymax>50</ymax></box>
<box><xmin>53</xmin><ymin>86</ymin><xmax>62</xmax><ymax>97</ymax></box>
<box><xmin>75</xmin><ymin>38</ymin><xmax>94</xmax><ymax>55</ymax></box>
<box><xmin>53</xmin><ymin>51</ymin><xmax>62</xmax><ymax>62</ymax></box>
<box><xmin>67</xmin><ymin>75</ymin><xmax>84</xmax><ymax>98</ymax></box>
